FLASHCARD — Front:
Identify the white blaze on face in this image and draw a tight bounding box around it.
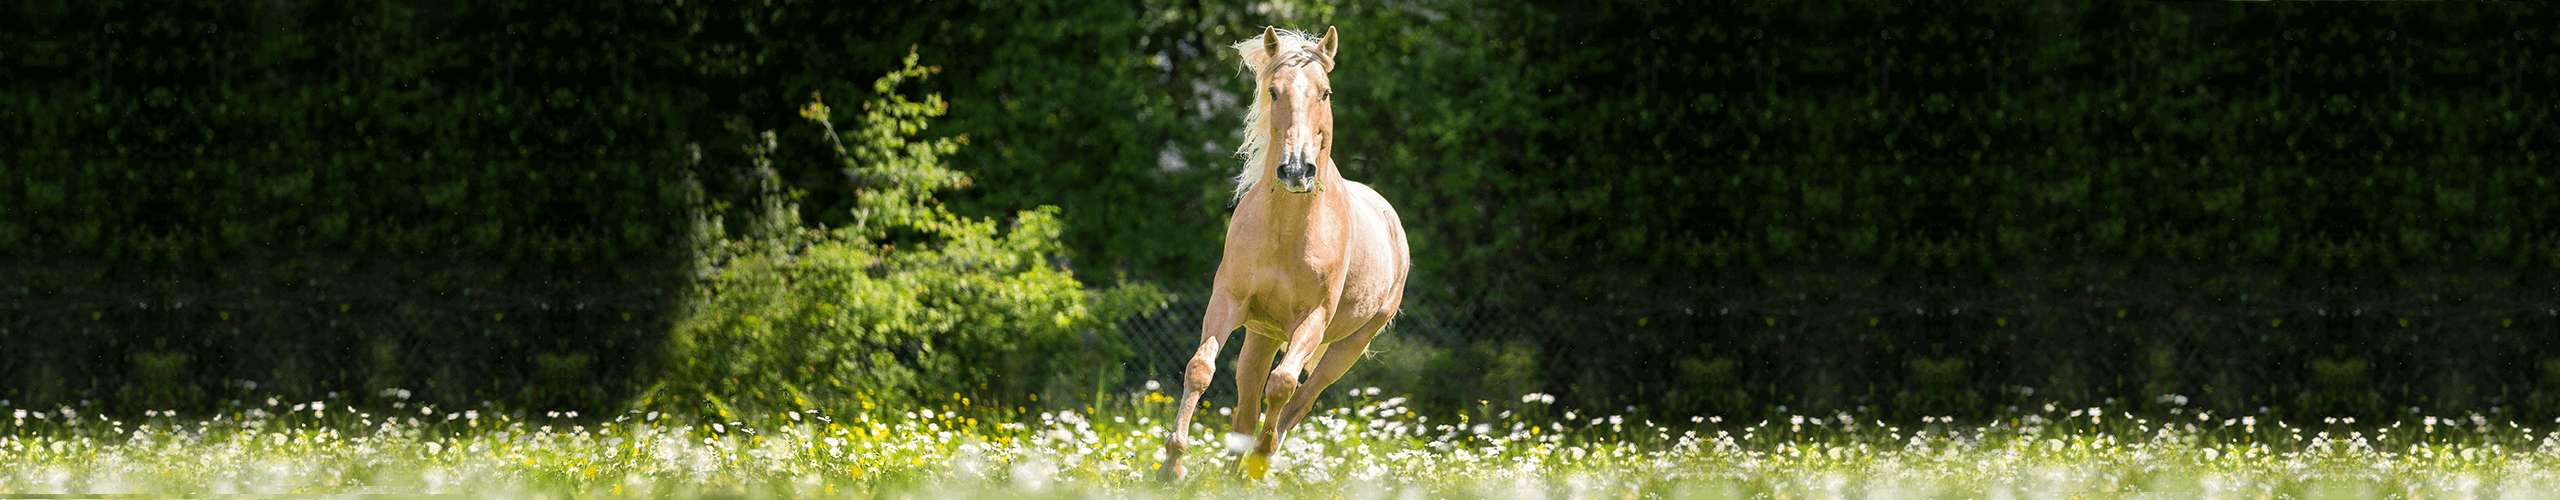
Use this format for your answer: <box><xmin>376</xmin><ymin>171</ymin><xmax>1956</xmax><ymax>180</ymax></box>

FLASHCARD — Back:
<box><xmin>1284</xmin><ymin>68</ymin><xmax>1322</xmax><ymax>164</ymax></box>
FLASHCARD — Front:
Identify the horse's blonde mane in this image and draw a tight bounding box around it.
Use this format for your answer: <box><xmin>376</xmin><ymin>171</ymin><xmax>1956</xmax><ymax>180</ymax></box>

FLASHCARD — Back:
<box><xmin>1230</xmin><ymin>28</ymin><xmax>1324</xmax><ymax>199</ymax></box>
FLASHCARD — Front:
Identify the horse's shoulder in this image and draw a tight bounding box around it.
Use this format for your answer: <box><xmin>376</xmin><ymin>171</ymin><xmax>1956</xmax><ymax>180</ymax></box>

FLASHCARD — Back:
<box><xmin>1342</xmin><ymin>179</ymin><xmax>1378</xmax><ymax>196</ymax></box>
<box><xmin>1340</xmin><ymin>181</ymin><xmax>1400</xmax><ymax>221</ymax></box>
<box><xmin>1340</xmin><ymin>181</ymin><xmax>1389</xmax><ymax>207</ymax></box>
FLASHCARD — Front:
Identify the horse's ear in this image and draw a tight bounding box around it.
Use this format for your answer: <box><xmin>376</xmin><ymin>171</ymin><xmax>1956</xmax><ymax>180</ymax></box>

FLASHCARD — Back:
<box><xmin>1319</xmin><ymin>26</ymin><xmax>1340</xmax><ymax>63</ymax></box>
<box><xmin>1263</xmin><ymin>26</ymin><xmax>1280</xmax><ymax>59</ymax></box>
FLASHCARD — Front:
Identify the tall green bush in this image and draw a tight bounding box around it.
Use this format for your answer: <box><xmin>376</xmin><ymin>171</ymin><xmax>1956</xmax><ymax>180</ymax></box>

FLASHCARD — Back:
<box><xmin>650</xmin><ymin>52</ymin><xmax>1163</xmax><ymax>416</ymax></box>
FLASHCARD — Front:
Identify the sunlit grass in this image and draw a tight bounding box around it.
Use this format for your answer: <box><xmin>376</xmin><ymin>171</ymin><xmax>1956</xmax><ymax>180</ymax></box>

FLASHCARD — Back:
<box><xmin>7</xmin><ymin>389</ymin><xmax>2560</xmax><ymax>498</ymax></box>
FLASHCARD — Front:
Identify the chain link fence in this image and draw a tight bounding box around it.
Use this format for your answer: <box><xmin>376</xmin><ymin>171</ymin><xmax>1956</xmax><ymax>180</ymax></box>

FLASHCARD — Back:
<box><xmin>1106</xmin><ymin>281</ymin><xmax>1500</xmax><ymax>393</ymax></box>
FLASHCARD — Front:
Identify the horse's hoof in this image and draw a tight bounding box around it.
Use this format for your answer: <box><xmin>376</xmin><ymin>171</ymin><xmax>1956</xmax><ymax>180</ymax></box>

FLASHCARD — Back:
<box><xmin>1157</xmin><ymin>462</ymin><xmax>1187</xmax><ymax>482</ymax></box>
<box><xmin>1241</xmin><ymin>453</ymin><xmax>1270</xmax><ymax>480</ymax></box>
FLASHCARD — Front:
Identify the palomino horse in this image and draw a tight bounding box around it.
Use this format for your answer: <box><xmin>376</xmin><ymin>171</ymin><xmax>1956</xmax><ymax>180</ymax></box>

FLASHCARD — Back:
<box><xmin>1160</xmin><ymin>26</ymin><xmax>1412</xmax><ymax>481</ymax></box>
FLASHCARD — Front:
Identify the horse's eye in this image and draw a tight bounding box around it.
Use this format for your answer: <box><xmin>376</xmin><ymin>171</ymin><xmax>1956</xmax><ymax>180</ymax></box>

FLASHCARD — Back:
<box><xmin>1323</xmin><ymin>90</ymin><xmax>1333</xmax><ymax>100</ymax></box>
<box><xmin>1270</xmin><ymin>88</ymin><xmax>1280</xmax><ymax>100</ymax></box>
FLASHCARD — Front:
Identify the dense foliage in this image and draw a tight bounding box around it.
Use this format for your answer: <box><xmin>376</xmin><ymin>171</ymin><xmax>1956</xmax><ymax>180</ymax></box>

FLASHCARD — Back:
<box><xmin>653</xmin><ymin>54</ymin><xmax>1160</xmax><ymax>414</ymax></box>
<box><xmin>3</xmin><ymin>1</ymin><xmax>2557</xmax><ymax>421</ymax></box>
<box><xmin>3</xmin><ymin>2</ymin><xmax>710</xmax><ymax>410</ymax></box>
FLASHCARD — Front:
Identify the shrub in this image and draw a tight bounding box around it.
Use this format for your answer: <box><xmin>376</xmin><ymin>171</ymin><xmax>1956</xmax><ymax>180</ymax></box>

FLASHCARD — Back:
<box><xmin>647</xmin><ymin>52</ymin><xmax>1164</xmax><ymax>416</ymax></box>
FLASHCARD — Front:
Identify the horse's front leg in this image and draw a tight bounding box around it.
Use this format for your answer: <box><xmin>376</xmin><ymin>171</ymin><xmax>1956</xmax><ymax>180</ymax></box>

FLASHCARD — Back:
<box><xmin>1244</xmin><ymin>306</ymin><xmax>1328</xmax><ymax>479</ymax></box>
<box><xmin>1162</xmin><ymin>289</ymin><xmax>1243</xmax><ymax>481</ymax></box>
<box><xmin>1229</xmin><ymin>329</ymin><xmax>1283</xmax><ymax>454</ymax></box>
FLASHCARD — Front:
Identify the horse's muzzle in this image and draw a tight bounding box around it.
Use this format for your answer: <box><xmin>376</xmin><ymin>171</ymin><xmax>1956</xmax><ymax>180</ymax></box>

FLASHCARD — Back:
<box><xmin>1277</xmin><ymin>159</ymin><xmax>1317</xmax><ymax>193</ymax></box>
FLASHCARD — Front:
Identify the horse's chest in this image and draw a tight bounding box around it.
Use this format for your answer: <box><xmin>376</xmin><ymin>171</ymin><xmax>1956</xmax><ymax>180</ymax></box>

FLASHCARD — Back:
<box><xmin>1222</xmin><ymin>197</ymin><xmax>1370</xmax><ymax>332</ymax></box>
<box><xmin>1240</xmin><ymin>259</ymin><xmax>1334</xmax><ymax>302</ymax></box>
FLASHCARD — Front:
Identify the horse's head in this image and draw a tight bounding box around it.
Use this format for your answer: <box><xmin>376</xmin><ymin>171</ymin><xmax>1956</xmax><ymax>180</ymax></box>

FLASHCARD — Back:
<box><xmin>1236</xmin><ymin>26</ymin><xmax>1340</xmax><ymax>195</ymax></box>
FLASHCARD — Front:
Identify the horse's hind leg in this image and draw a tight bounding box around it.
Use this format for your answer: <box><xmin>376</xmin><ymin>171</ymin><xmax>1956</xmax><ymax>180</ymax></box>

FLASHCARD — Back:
<box><xmin>1276</xmin><ymin>315</ymin><xmax>1388</xmax><ymax>435</ymax></box>
<box><xmin>1161</xmin><ymin>289</ymin><xmax>1243</xmax><ymax>481</ymax></box>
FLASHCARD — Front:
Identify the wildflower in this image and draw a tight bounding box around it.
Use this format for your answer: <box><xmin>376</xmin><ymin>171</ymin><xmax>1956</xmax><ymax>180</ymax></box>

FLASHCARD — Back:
<box><xmin>1144</xmin><ymin>380</ymin><xmax>1162</xmax><ymax>392</ymax></box>
<box><xmin>1222</xmin><ymin>432</ymin><xmax>1256</xmax><ymax>454</ymax></box>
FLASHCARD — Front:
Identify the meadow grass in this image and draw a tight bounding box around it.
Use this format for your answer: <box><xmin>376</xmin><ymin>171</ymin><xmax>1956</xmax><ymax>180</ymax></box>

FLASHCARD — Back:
<box><xmin>6</xmin><ymin>389</ymin><xmax>2560</xmax><ymax>498</ymax></box>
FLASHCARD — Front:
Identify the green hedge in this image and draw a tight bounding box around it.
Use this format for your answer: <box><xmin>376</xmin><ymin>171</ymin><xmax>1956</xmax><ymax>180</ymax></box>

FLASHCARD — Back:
<box><xmin>5</xmin><ymin>1</ymin><xmax>2558</xmax><ymax>420</ymax></box>
<box><xmin>3</xmin><ymin>1</ymin><xmax>709</xmax><ymax>410</ymax></box>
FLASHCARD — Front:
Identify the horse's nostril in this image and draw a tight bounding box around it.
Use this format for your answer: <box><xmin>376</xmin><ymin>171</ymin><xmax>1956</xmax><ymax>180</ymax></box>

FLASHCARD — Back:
<box><xmin>1278</xmin><ymin>162</ymin><xmax>1313</xmax><ymax>181</ymax></box>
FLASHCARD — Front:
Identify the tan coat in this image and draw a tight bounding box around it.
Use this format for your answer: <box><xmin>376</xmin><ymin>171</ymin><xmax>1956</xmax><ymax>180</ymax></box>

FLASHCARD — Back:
<box><xmin>1161</xmin><ymin>26</ymin><xmax>1411</xmax><ymax>481</ymax></box>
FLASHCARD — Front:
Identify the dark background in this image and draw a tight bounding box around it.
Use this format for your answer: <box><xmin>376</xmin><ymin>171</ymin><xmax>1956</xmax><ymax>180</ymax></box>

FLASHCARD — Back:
<box><xmin>4</xmin><ymin>0</ymin><xmax>2557</xmax><ymax>421</ymax></box>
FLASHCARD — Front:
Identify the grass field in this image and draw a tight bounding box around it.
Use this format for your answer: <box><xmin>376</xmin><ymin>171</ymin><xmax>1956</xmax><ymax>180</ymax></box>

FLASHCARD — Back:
<box><xmin>6</xmin><ymin>389</ymin><xmax>2560</xmax><ymax>498</ymax></box>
